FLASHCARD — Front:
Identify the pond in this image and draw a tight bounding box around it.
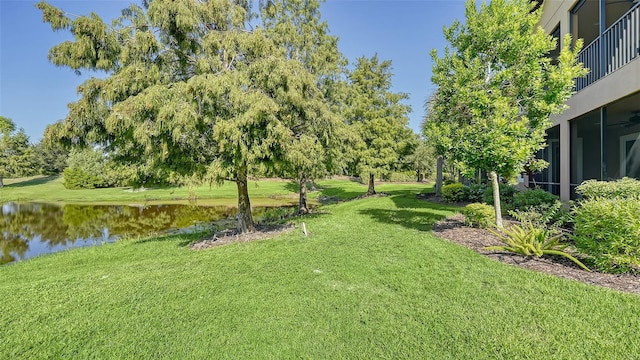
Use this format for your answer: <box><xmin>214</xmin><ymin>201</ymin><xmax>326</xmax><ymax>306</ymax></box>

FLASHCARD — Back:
<box><xmin>0</xmin><ymin>202</ymin><xmax>295</xmax><ymax>265</ymax></box>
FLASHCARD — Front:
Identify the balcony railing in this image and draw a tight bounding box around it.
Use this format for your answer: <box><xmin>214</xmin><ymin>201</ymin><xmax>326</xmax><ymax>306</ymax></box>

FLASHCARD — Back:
<box><xmin>576</xmin><ymin>37</ymin><xmax>601</xmax><ymax>91</ymax></box>
<box><xmin>575</xmin><ymin>3</ymin><xmax>640</xmax><ymax>92</ymax></box>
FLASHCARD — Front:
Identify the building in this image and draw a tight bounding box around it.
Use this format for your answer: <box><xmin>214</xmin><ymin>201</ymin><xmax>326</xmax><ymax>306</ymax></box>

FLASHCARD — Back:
<box><xmin>532</xmin><ymin>0</ymin><xmax>640</xmax><ymax>200</ymax></box>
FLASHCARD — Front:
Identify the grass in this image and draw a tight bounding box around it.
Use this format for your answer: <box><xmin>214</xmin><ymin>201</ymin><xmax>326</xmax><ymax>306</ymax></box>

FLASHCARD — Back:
<box><xmin>0</xmin><ymin>176</ymin><xmax>357</xmax><ymax>206</ymax></box>
<box><xmin>1</xmin><ymin>183</ymin><xmax>640</xmax><ymax>358</ymax></box>
<box><xmin>0</xmin><ymin>175</ymin><xmax>425</xmax><ymax>207</ymax></box>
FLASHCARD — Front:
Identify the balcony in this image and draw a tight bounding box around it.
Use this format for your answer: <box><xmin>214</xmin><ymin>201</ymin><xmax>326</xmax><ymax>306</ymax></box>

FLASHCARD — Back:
<box><xmin>575</xmin><ymin>2</ymin><xmax>640</xmax><ymax>92</ymax></box>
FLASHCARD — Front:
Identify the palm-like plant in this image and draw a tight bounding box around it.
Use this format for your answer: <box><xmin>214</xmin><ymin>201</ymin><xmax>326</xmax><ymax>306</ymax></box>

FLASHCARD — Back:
<box><xmin>485</xmin><ymin>223</ymin><xmax>591</xmax><ymax>272</ymax></box>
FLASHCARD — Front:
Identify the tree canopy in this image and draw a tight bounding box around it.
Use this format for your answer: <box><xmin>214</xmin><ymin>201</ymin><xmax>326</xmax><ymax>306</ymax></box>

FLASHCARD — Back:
<box><xmin>38</xmin><ymin>0</ymin><xmax>335</xmax><ymax>232</ymax></box>
<box><xmin>345</xmin><ymin>55</ymin><xmax>413</xmax><ymax>195</ymax></box>
<box><xmin>0</xmin><ymin>116</ymin><xmax>34</xmax><ymax>187</ymax></box>
<box><xmin>260</xmin><ymin>0</ymin><xmax>348</xmax><ymax>214</ymax></box>
<box><xmin>425</xmin><ymin>0</ymin><xmax>586</xmax><ymax>227</ymax></box>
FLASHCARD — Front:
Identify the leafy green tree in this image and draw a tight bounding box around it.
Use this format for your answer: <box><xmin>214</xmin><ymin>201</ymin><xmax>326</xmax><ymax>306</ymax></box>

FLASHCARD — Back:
<box><xmin>0</xmin><ymin>116</ymin><xmax>35</xmax><ymax>187</ymax></box>
<box><xmin>63</xmin><ymin>147</ymin><xmax>109</xmax><ymax>189</ymax></box>
<box><xmin>260</xmin><ymin>0</ymin><xmax>347</xmax><ymax>214</ymax></box>
<box><xmin>425</xmin><ymin>0</ymin><xmax>586</xmax><ymax>227</ymax></box>
<box><xmin>38</xmin><ymin>0</ymin><xmax>326</xmax><ymax>232</ymax></box>
<box><xmin>345</xmin><ymin>55</ymin><xmax>413</xmax><ymax>195</ymax></box>
<box><xmin>32</xmin><ymin>124</ymin><xmax>70</xmax><ymax>176</ymax></box>
<box><xmin>403</xmin><ymin>137</ymin><xmax>436</xmax><ymax>182</ymax></box>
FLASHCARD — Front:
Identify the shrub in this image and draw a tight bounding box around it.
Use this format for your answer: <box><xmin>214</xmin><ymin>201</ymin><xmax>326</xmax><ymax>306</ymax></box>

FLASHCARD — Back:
<box><xmin>63</xmin><ymin>167</ymin><xmax>104</xmax><ymax>189</ymax></box>
<box><xmin>486</xmin><ymin>223</ymin><xmax>590</xmax><ymax>272</ymax></box>
<box><xmin>463</xmin><ymin>183</ymin><xmax>486</xmax><ymax>202</ymax></box>
<box><xmin>573</xmin><ymin>198</ymin><xmax>640</xmax><ymax>274</ymax></box>
<box><xmin>482</xmin><ymin>183</ymin><xmax>517</xmax><ymax>213</ymax></box>
<box><xmin>576</xmin><ymin>177</ymin><xmax>640</xmax><ymax>200</ymax></box>
<box><xmin>509</xmin><ymin>201</ymin><xmax>573</xmax><ymax>229</ymax></box>
<box><xmin>441</xmin><ymin>183</ymin><xmax>465</xmax><ymax>202</ymax></box>
<box><xmin>462</xmin><ymin>203</ymin><xmax>495</xmax><ymax>229</ymax></box>
<box><xmin>385</xmin><ymin>171</ymin><xmax>417</xmax><ymax>182</ymax></box>
<box><xmin>513</xmin><ymin>188</ymin><xmax>559</xmax><ymax>210</ymax></box>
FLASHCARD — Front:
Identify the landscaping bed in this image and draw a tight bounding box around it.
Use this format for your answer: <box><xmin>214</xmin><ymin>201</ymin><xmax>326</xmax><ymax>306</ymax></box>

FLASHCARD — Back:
<box><xmin>433</xmin><ymin>214</ymin><xmax>640</xmax><ymax>295</ymax></box>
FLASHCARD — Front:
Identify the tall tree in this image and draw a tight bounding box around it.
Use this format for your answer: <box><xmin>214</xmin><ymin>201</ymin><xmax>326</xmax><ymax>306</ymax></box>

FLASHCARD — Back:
<box><xmin>260</xmin><ymin>0</ymin><xmax>347</xmax><ymax>214</ymax></box>
<box><xmin>38</xmin><ymin>0</ymin><xmax>325</xmax><ymax>233</ymax></box>
<box><xmin>425</xmin><ymin>0</ymin><xmax>586</xmax><ymax>227</ymax></box>
<box><xmin>0</xmin><ymin>116</ymin><xmax>33</xmax><ymax>187</ymax></box>
<box><xmin>346</xmin><ymin>55</ymin><xmax>413</xmax><ymax>195</ymax></box>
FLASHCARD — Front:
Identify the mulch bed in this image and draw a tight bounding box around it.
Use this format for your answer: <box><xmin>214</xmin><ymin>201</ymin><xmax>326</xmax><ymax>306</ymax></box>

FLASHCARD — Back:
<box><xmin>190</xmin><ymin>223</ymin><xmax>296</xmax><ymax>250</ymax></box>
<box><xmin>433</xmin><ymin>214</ymin><xmax>640</xmax><ymax>295</ymax></box>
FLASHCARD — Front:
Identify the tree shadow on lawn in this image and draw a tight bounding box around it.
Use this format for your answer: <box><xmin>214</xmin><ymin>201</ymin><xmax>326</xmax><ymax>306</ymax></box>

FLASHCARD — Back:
<box><xmin>358</xmin><ymin>191</ymin><xmax>460</xmax><ymax>232</ymax></box>
<box><xmin>130</xmin><ymin>232</ymin><xmax>198</xmax><ymax>246</ymax></box>
<box><xmin>131</xmin><ymin>211</ymin><xmax>331</xmax><ymax>248</ymax></box>
<box><xmin>4</xmin><ymin>175</ymin><xmax>58</xmax><ymax>188</ymax></box>
<box><xmin>314</xmin><ymin>184</ymin><xmax>365</xmax><ymax>202</ymax></box>
<box><xmin>282</xmin><ymin>180</ymin><xmax>364</xmax><ymax>203</ymax></box>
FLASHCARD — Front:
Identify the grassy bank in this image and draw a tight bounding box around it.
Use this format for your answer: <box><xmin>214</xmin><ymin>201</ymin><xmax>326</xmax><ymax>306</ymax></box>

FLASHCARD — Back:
<box><xmin>0</xmin><ymin>176</ymin><xmax>381</xmax><ymax>206</ymax></box>
<box><xmin>0</xmin><ymin>175</ymin><xmax>296</xmax><ymax>206</ymax></box>
<box><xmin>1</xmin><ymin>184</ymin><xmax>639</xmax><ymax>358</ymax></box>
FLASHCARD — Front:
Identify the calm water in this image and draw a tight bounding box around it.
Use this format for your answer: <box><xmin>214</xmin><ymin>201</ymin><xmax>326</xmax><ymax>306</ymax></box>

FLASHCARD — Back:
<box><xmin>0</xmin><ymin>202</ymin><xmax>294</xmax><ymax>265</ymax></box>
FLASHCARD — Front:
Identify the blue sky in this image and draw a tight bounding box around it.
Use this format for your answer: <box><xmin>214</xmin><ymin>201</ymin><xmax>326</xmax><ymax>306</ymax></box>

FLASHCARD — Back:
<box><xmin>0</xmin><ymin>0</ymin><xmax>467</xmax><ymax>141</ymax></box>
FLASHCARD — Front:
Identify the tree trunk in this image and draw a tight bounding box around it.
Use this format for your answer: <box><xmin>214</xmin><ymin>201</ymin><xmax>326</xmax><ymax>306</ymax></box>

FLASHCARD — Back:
<box><xmin>0</xmin><ymin>174</ymin><xmax>3</xmax><ymax>188</ymax></box>
<box><xmin>367</xmin><ymin>172</ymin><xmax>376</xmax><ymax>195</ymax></box>
<box><xmin>417</xmin><ymin>169</ymin><xmax>423</xmax><ymax>182</ymax></box>
<box><xmin>298</xmin><ymin>173</ymin><xmax>309</xmax><ymax>215</ymax></box>
<box><xmin>435</xmin><ymin>155</ymin><xmax>443</xmax><ymax>196</ymax></box>
<box><xmin>236</xmin><ymin>169</ymin><xmax>255</xmax><ymax>233</ymax></box>
<box><xmin>489</xmin><ymin>171</ymin><xmax>503</xmax><ymax>229</ymax></box>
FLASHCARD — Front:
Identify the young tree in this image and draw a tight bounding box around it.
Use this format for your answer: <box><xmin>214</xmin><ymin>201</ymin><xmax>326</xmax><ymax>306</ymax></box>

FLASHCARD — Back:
<box><xmin>425</xmin><ymin>0</ymin><xmax>586</xmax><ymax>227</ymax></box>
<box><xmin>346</xmin><ymin>55</ymin><xmax>413</xmax><ymax>195</ymax></box>
<box><xmin>0</xmin><ymin>116</ymin><xmax>34</xmax><ymax>187</ymax></box>
<box><xmin>260</xmin><ymin>0</ymin><xmax>347</xmax><ymax>214</ymax></box>
<box><xmin>38</xmin><ymin>0</ymin><xmax>326</xmax><ymax>232</ymax></box>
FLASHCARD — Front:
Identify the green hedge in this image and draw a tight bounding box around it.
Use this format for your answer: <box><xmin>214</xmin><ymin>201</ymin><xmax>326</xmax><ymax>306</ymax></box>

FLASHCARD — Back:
<box><xmin>462</xmin><ymin>203</ymin><xmax>495</xmax><ymax>229</ymax></box>
<box><xmin>513</xmin><ymin>188</ymin><xmax>559</xmax><ymax>210</ymax></box>
<box><xmin>463</xmin><ymin>183</ymin><xmax>486</xmax><ymax>203</ymax></box>
<box><xmin>63</xmin><ymin>167</ymin><xmax>105</xmax><ymax>189</ymax></box>
<box><xmin>573</xmin><ymin>198</ymin><xmax>640</xmax><ymax>274</ymax></box>
<box><xmin>576</xmin><ymin>177</ymin><xmax>640</xmax><ymax>200</ymax></box>
<box><xmin>441</xmin><ymin>183</ymin><xmax>465</xmax><ymax>202</ymax></box>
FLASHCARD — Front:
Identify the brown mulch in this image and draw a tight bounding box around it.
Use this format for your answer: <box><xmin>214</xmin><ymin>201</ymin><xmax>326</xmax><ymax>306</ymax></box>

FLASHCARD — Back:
<box><xmin>416</xmin><ymin>193</ymin><xmax>471</xmax><ymax>206</ymax></box>
<box><xmin>355</xmin><ymin>192</ymin><xmax>389</xmax><ymax>200</ymax></box>
<box><xmin>190</xmin><ymin>223</ymin><xmax>296</xmax><ymax>250</ymax></box>
<box><xmin>433</xmin><ymin>214</ymin><xmax>640</xmax><ymax>295</ymax></box>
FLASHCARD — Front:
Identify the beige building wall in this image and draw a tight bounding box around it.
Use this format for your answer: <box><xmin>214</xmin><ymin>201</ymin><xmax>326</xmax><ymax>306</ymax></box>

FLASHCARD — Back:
<box><xmin>538</xmin><ymin>0</ymin><xmax>640</xmax><ymax>200</ymax></box>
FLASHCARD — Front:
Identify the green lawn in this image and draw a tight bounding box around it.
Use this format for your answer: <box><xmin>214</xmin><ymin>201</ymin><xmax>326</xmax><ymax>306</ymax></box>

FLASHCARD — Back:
<box><xmin>0</xmin><ymin>175</ymin><xmax>323</xmax><ymax>206</ymax></box>
<box><xmin>1</xmin><ymin>183</ymin><xmax>639</xmax><ymax>358</ymax></box>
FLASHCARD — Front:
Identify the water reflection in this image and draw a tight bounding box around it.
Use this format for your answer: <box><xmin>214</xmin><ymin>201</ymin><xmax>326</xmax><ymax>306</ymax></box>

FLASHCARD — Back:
<box><xmin>0</xmin><ymin>202</ymin><xmax>293</xmax><ymax>264</ymax></box>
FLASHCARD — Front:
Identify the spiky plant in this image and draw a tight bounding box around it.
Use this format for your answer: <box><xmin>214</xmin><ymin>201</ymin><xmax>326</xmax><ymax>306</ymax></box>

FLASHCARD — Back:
<box><xmin>485</xmin><ymin>223</ymin><xmax>590</xmax><ymax>272</ymax></box>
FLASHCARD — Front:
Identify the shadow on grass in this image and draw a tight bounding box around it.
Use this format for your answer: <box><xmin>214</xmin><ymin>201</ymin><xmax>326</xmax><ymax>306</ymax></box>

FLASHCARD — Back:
<box><xmin>132</xmin><ymin>231</ymin><xmax>204</xmax><ymax>247</ymax></box>
<box><xmin>283</xmin><ymin>181</ymin><xmax>300</xmax><ymax>194</ymax></box>
<box><xmin>315</xmin><ymin>184</ymin><xmax>365</xmax><ymax>201</ymax></box>
<box><xmin>358</xmin><ymin>191</ymin><xmax>460</xmax><ymax>232</ymax></box>
<box><xmin>5</xmin><ymin>176</ymin><xmax>58</xmax><ymax>188</ymax></box>
<box><xmin>283</xmin><ymin>180</ymin><xmax>365</xmax><ymax>203</ymax></box>
<box><xmin>131</xmin><ymin>210</ymin><xmax>331</xmax><ymax>248</ymax></box>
